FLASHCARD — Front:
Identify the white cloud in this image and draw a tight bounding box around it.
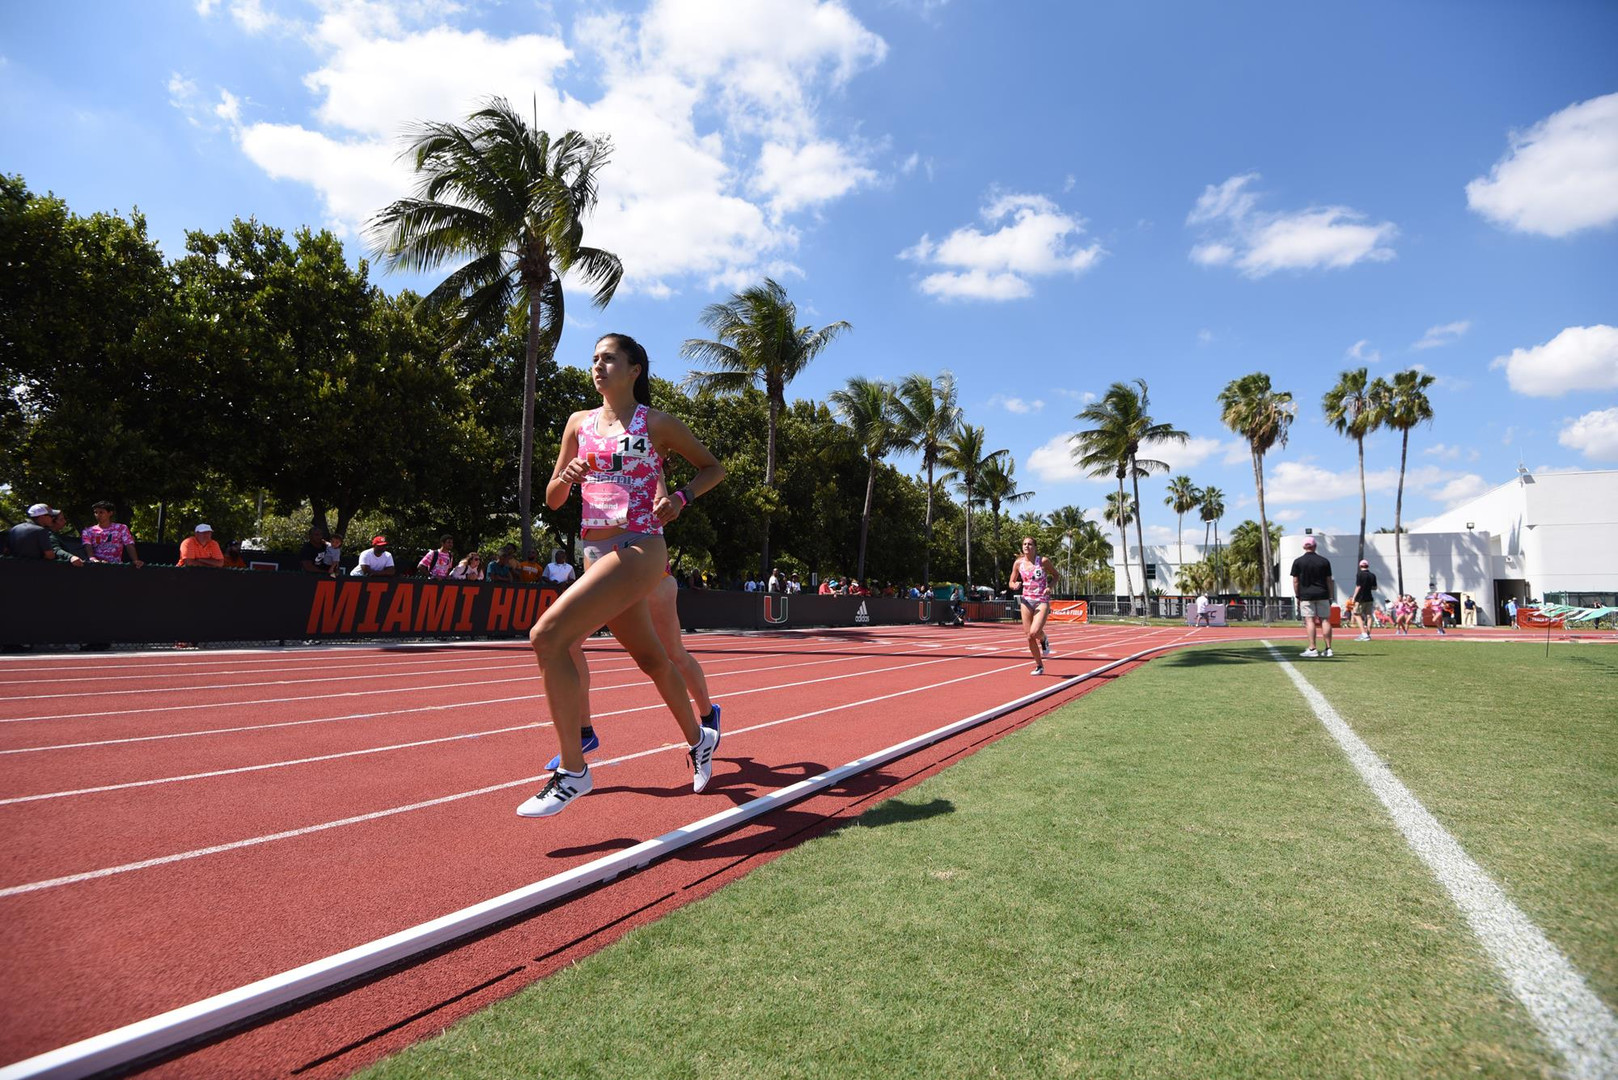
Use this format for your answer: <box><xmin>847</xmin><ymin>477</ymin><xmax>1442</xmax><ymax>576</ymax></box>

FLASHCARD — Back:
<box><xmin>1558</xmin><ymin>408</ymin><xmax>1618</xmax><ymax>461</ymax></box>
<box><xmin>1412</xmin><ymin>320</ymin><xmax>1470</xmax><ymax>350</ymax></box>
<box><xmin>1272</xmin><ymin>508</ymin><xmax>1305</xmax><ymax>523</ymax></box>
<box><xmin>213</xmin><ymin>89</ymin><xmax>241</xmax><ymax>124</ymax></box>
<box><xmin>1346</xmin><ymin>339</ymin><xmax>1380</xmax><ymax>364</ymax></box>
<box><xmin>752</xmin><ymin>139</ymin><xmax>877</xmax><ymax>215</ymax></box>
<box><xmin>989</xmin><ymin>395</ymin><xmax>1043</xmax><ymax>414</ymax></box>
<box><xmin>1466</xmin><ymin>92</ymin><xmax>1618</xmax><ymax>237</ymax></box>
<box><xmin>1140</xmin><ymin>435</ymin><xmax>1226</xmax><ymax>472</ymax></box>
<box><xmin>1423</xmin><ymin>443</ymin><xmax>1479</xmax><ymax>461</ymax></box>
<box><xmin>1026</xmin><ymin>433</ymin><xmax>1084</xmax><ymax>484</ymax></box>
<box><xmin>198</xmin><ymin>0</ymin><xmax>887</xmax><ymax>293</ymax></box>
<box><xmin>1186</xmin><ymin>173</ymin><xmax>1396</xmax><ymax>277</ymax></box>
<box><xmin>902</xmin><ymin>191</ymin><xmax>1104</xmax><ymax>301</ymax></box>
<box><xmin>1491</xmin><ymin>324</ymin><xmax>1618</xmax><ymax>397</ymax></box>
<box><xmin>1262</xmin><ymin>461</ymin><xmax>1483</xmax><ymax>505</ymax></box>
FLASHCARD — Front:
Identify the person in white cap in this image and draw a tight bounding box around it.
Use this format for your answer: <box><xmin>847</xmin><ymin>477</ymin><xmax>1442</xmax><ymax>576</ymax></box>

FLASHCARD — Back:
<box><xmin>3</xmin><ymin>503</ymin><xmax>84</xmax><ymax>564</ymax></box>
<box><xmin>1289</xmin><ymin>536</ymin><xmax>1335</xmax><ymax>657</ymax></box>
<box><xmin>178</xmin><ymin>524</ymin><xmax>225</xmax><ymax>568</ymax></box>
<box><xmin>1350</xmin><ymin>558</ymin><xmax>1378</xmax><ymax>641</ymax></box>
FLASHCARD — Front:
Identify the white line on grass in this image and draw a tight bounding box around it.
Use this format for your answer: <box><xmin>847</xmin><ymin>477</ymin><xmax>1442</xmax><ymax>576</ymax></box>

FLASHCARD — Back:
<box><xmin>1264</xmin><ymin>642</ymin><xmax>1618</xmax><ymax>1080</ymax></box>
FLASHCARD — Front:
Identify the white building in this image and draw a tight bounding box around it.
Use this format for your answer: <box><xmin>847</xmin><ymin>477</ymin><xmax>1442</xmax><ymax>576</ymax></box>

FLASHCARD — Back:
<box><xmin>1108</xmin><ymin>469</ymin><xmax>1618</xmax><ymax>623</ymax></box>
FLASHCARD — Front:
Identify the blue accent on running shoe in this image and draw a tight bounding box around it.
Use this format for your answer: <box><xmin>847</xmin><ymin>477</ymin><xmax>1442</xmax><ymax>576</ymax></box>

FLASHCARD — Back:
<box><xmin>545</xmin><ymin>729</ymin><xmax>601</xmax><ymax>771</ymax></box>
<box><xmin>702</xmin><ymin>703</ymin><xmax>721</xmax><ymax>733</ymax></box>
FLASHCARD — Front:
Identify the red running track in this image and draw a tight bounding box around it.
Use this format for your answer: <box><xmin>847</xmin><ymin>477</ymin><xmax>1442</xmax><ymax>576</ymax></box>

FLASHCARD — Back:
<box><xmin>0</xmin><ymin>619</ymin><xmax>1602</xmax><ymax>1077</ymax></box>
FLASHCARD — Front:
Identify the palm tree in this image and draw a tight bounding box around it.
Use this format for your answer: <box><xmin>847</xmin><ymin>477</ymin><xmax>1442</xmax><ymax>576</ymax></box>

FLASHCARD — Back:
<box><xmin>1198</xmin><ymin>485</ymin><xmax>1226</xmax><ymax>591</ymax></box>
<box><xmin>1164</xmin><ymin>475</ymin><xmax>1201</xmax><ymax>571</ymax></box>
<box><xmin>939</xmin><ymin>423</ymin><xmax>1006</xmax><ymax>591</ymax></box>
<box><xmin>1103</xmin><ymin>490</ymin><xmax>1137</xmax><ymax>602</ymax></box>
<box><xmin>681</xmin><ymin>279</ymin><xmax>850</xmax><ymax>575</ymax></box>
<box><xmin>1073</xmin><ymin>520</ymin><xmax>1112</xmax><ymax>595</ymax></box>
<box><xmin>1072</xmin><ymin>380</ymin><xmax>1187</xmax><ymax>616</ymax></box>
<box><xmin>1323</xmin><ymin>367</ymin><xmax>1381</xmax><ymax>563</ymax></box>
<box><xmin>828</xmin><ymin>376</ymin><xmax>903</xmax><ymax>583</ymax></box>
<box><xmin>1217</xmin><ymin>373</ymin><xmax>1294</xmax><ymax>621</ymax></box>
<box><xmin>370</xmin><ymin>99</ymin><xmax>623</xmax><ymax>558</ymax></box>
<box><xmin>976</xmin><ymin>453</ymin><xmax>1036</xmax><ymax>584</ymax></box>
<box><xmin>1378</xmin><ymin>369</ymin><xmax>1436</xmax><ymax>595</ymax></box>
<box><xmin>893</xmin><ymin>371</ymin><xmax>962</xmax><ymax>589</ymax></box>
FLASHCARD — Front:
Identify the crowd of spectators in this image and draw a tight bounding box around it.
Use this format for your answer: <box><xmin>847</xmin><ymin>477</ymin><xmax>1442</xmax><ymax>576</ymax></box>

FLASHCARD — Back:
<box><xmin>7</xmin><ymin>501</ymin><xmax>929</xmax><ymax>600</ymax></box>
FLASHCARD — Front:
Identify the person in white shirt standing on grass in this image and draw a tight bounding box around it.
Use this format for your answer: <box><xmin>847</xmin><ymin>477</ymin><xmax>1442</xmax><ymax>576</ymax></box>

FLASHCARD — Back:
<box><xmin>1290</xmin><ymin>536</ymin><xmax>1336</xmax><ymax>658</ymax></box>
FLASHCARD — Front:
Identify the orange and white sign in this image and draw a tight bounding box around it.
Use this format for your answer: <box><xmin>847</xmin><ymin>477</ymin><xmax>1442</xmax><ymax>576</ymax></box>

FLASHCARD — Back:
<box><xmin>1048</xmin><ymin>600</ymin><xmax>1088</xmax><ymax>624</ymax></box>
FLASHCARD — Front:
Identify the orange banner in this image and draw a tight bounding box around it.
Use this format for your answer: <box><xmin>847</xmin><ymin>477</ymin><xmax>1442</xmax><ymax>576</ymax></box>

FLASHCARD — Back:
<box><xmin>1516</xmin><ymin>607</ymin><xmax>1564</xmax><ymax>629</ymax></box>
<box><xmin>1048</xmin><ymin>600</ymin><xmax>1088</xmax><ymax>624</ymax></box>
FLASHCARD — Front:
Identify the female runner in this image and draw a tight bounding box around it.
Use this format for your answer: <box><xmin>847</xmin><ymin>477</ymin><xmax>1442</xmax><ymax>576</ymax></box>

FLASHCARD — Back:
<box><xmin>518</xmin><ymin>333</ymin><xmax>725</xmax><ymax>818</ymax></box>
<box><xmin>1008</xmin><ymin>536</ymin><xmax>1054</xmax><ymax>674</ymax></box>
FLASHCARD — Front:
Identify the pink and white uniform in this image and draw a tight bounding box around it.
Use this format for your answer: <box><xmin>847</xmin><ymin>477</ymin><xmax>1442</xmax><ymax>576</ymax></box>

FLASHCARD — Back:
<box><xmin>1017</xmin><ymin>557</ymin><xmax>1051</xmax><ymax>605</ymax></box>
<box><xmin>577</xmin><ymin>404</ymin><xmax>664</xmax><ymax>535</ymax></box>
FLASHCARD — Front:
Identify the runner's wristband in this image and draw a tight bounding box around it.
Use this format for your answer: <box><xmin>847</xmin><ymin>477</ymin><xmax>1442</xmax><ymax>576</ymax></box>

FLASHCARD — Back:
<box><xmin>675</xmin><ymin>487</ymin><xmax>692</xmax><ymax>507</ymax></box>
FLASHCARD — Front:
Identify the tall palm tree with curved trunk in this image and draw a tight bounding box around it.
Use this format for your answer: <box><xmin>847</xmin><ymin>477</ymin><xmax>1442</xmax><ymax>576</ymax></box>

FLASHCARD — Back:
<box><xmin>939</xmin><ymin>423</ymin><xmax>1006</xmax><ymax>591</ymax></box>
<box><xmin>1378</xmin><ymin>369</ymin><xmax>1436</xmax><ymax>595</ymax></box>
<box><xmin>893</xmin><ymin>371</ymin><xmax>962</xmax><ymax>589</ymax></box>
<box><xmin>829</xmin><ymin>376</ymin><xmax>903</xmax><ymax>583</ymax></box>
<box><xmin>1073</xmin><ymin>380</ymin><xmax>1186</xmax><ymax>617</ymax></box>
<box><xmin>1103</xmin><ymin>490</ymin><xmax>1137</xmax><ymax>604</ymax></box>
<box><xmin>1199</xmin><ymin>486</ymin><xmax>1226</xmax><ymax>591</ymax></box>
<box><xmin>1218</xmin><ymin>373</ymin><xmax>1294</xmax><ymax>621</ymax></box>
<box><xmin>976</xmin><ymin>453</ymin><xmax>1036</xmax><ymax>585</ymax></box>
<box><xmin>370</xmin><ymin>98</ymin><xmax>623</xmax><ymax>558</ymax></box>
<box><xmin>681</xmin><ymin>278</ymin><xmax>850</xmax><ymax>576</ymax></box>
<box><xmin>1323</xmin><ymin>367</ymin><xmax>1381</xmax><ymax>563</ymax></box>
<box><xmin>1164</xmin><ymin>475</ymin><xmax>1201</xmax><ymax>570</ymax></box>
<box><xmin>1074</xmin><ymin>520</ymin><xmax>1113</xmax><ymax>595</ymax></box>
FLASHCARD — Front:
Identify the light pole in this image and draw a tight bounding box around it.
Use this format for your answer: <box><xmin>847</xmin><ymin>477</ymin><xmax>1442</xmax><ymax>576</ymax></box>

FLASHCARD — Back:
<box><xmin>1061</xmin><ymin>532</ymin><xmax>1074</xmax><ymax>598</ymax></box>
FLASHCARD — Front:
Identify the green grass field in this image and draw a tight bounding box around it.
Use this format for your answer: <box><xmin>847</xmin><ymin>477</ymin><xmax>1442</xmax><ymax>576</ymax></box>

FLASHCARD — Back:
<box><xmin>361</xmin><ymin>640</ymin><xmax>1615</xmax><ymax>1079</ymax></box>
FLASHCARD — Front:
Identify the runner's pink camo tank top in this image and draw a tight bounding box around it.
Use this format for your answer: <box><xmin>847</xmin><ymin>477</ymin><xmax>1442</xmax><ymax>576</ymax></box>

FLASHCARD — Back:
<box><xmin>1018</xmin><ymin>557</ymin><xmax>1051</xmax><ymax>603</ymax></box>
<box><xmin>577</xmin><ymin>405</ymin><xmax>664</xmax><ymax>535</ymax></box>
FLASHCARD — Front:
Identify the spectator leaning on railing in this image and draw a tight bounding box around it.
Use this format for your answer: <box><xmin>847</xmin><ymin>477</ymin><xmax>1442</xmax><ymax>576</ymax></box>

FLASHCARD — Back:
<box><xmin>351</xmin><ymin>535</ymin><xmax>396</xmax><ymax>577</ymax></box>
<box><xmin>418</xmin><ymin>535</ymin><xmax>455</xmax><ymax>579</ymax></box>
<box><xmin>178</xmin><ymin>524</ymin><xmax>225</xmax><ymax>568</ymax></box>
<box><xmin>4</xmin><ymin>503</ymin><xmax>85</xmax><ymax>565</ymax></box>
<box><xmin>81</xmin><ymin>501</ymin><xmax>143</xmax><ymax>567</ymax></box>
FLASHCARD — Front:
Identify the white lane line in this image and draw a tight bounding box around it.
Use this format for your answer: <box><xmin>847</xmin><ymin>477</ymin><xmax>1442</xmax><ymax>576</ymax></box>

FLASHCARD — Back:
<box><xmin>0</xmin><ymin>657</ymin><xmax>1025</xmax><ymax>898</ymax></box>
<box><xmin>1265</xmin><ymin>642</ymin><xmax>1618</xmax><ymax>1080</ymax></box>
<box><xmin>0</xmin><ymin>649</ymin><xmax>992</xmax><ymax>801</ymax></box>
<box><xmin>0</xmin><ymin>651</ymin><xmax>875</xmax><ymax>751</ymax></box>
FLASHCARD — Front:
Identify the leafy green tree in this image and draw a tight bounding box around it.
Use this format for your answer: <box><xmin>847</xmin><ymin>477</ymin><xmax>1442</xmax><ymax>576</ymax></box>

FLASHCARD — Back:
<box><xmin>1218</xmin><ymin>373</ymin><xmax>1294</xmax><ymax>617</ymax></box>
<box><xmin>1164</xmin><ymin>475</ymin><xmax>1201</xmax><ymax>569</ymax></box>
<box><xmin>1323</xmin><ymin>367</ymin><xmax>1380</xmax><ymax>562</ymax></box>
<box><xmin>1226</xmin><ymin>519</ymin><xmax>1284</xmax><ymax>594</ymax></box>
<box><xmin>976</xmin><ymin>453</ymin><xmax>1035</xmax><ymax>585</ymax></box>
<box><xmin>892</xmin><ymin>371</ymin><xmax>962</xmax><ymax>588</ymax></box>
<box><xmin>0</xmin><ymin>175</ymin><xmax>187</xmax><ymax>518</ymax></box>
<box><xmin>370</xmin><ymin>99</ymin><xmax>622</xmax><ymax>557</ymax></box>
<box><xmin>1377</xmin><ymin>369</ymin><xmax>1436</xmax><ymax>595</ymax></box>
<box><xmin>828</xmin><ymin>376</ymin><xmax>904</xmax><ymax>582</ymax></box>
<box><xmin>1102</xmin><ymin>490</ymin><xmax>1137</xmax><ymax>597</ymax></box>
<box><xmin>681</xmin><ymin>278</ymin><xmax>849</xmax><ymax>576</ymax></box>
<box><xmin>939</xmin><ymin>423</ymin><xmax>1006</xmax><ymax>590</ymax></box>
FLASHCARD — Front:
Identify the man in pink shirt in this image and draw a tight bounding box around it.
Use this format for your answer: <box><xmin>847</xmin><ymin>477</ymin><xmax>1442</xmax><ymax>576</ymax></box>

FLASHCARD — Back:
<box><xmin>81</xmin><ymin>501</ymin><xmax>144</xmax><ymax>567</ymax></box>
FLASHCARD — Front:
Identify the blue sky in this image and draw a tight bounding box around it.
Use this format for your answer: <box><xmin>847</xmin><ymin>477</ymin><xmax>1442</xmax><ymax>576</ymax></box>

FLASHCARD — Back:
<box><xmin>4</xmin><ymin>0</ymin><xmax>1616</xmax><ymax>544</ymax></box>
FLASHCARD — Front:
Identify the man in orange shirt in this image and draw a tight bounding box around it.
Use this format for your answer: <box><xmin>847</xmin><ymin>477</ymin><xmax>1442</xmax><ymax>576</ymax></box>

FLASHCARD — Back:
<box><xmin>179</xmin><ymin>524</ymin><xmax>225</xmax><ymax>568</ymax></box>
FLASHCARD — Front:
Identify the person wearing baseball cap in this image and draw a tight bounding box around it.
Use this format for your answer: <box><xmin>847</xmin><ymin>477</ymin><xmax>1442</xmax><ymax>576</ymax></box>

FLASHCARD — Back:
<box><xmin>2</xmin><ymin>503</ymin><xmax>84</xmax><ymax>564</ymax></box>
<box><xmin>1289</xmin><ymin>536</ymin><xmax>1335</xmax><ymax>658</ymax></box>
<box><xmin>1350</xmin><ymin>558</ymin><xmax>1378</xmax><ymax>642</ymax></box>
<box><xmin>353</xmin><ymin>535</ymin><xmax>396</xmax><ymax>577</ymax></box>
<box><xmin>178</xmin><ymin>524</ymin><xmax>225</xmax><ymax>568</ymax></box>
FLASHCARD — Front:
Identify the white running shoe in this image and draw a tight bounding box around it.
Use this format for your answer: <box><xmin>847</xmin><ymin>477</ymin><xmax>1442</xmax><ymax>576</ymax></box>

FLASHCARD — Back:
<box><xmin>690</xmin><ymin>724</ymin><xmax>720</xmax><ymax>793</ymax></box>
<box><xmin>1041</xmin><ymin>637</ymin><xmax>1051</xmax><ymax>657</ymax></box>
<box><xmin>516</xmin><ymin>768</ymin><xmax>592</xmax><ymax>818</ymax></box>
<box><xmin>1324</xmin><ymin>647</ymin><xmax>1334</xmax><ymax>658</ymax></box>
<box><xmin>1031</xmin><ymin>662</ymin><xmax>1044</xmax><ymax>675</ymax></box>
<box><xmin>1300</xmin><ymin>648</ymin><xmax>1319</xmax><ymax>658</ymax></box>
